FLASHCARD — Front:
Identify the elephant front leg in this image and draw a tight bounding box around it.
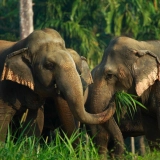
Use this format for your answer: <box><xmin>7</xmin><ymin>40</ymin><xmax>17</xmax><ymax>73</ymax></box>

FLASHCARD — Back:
<box><xmin>88</xmin><ymin>124</ymin><xmax>109</xmax><ymax>160</ymax></box>
<box><xmin>20</xmin><ymin>107</ymin><xmax>44</xmax><ymax>137</ymax></box>
<box><xmin>0</xmin><ymin>103</ymin><xmax>16</xmax><ymax>141</ymax></box>
<box><xmin>104</xmin><ymin>117</ymin><xmax>124</xmax><ymax>158</ymax></box>
<box><xmin>55</xmin><ymin>96</ymin><xmax>80</xmax><ymax>143</ymax></box>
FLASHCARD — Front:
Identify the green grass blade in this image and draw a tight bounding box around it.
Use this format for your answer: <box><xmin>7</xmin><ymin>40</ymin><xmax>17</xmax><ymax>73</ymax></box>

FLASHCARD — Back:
<box><xmin>115</xmin><ymin>91</ymin><xmax>147</xmax><ymax>123</ymax></box>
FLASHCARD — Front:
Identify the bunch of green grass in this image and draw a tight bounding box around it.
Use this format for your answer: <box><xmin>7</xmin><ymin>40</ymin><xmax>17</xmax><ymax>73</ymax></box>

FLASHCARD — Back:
<box><xmin>1</xmin><ymin>125</ymin><xmax>160</xmax><ymax>159</ymax></box>
<box><xmin>0</xmin><ymin>127</ymin><xmax>102</xmax><ymax>160</ymax></box>
<box><xmin>115</xmin><ymin>91</ymin><xmax>147</xmax><ymax>123</ymax></box>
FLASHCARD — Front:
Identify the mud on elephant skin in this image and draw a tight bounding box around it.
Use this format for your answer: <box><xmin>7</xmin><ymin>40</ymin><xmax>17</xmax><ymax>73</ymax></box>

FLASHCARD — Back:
<box><xmin>0</xmin><ymin>28</ymin><xmax>116</xmax><ymax>141</ymax></box>
<box><xmin>86</xmin><ymin>36</ymin><xmax>160</xmax><ymax>158</ymax></box>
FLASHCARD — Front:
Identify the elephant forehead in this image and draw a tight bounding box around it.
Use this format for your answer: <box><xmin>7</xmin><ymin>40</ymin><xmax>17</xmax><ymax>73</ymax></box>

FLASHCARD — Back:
<box><xmin>60</xmin><ymin>61</ymin><xmax>76</xmax><ymax>71</ymax></box>
<box><xmin>30</xmin><ymin>41</ymin><xmax>65</xmax><ymax>55</ymax></box>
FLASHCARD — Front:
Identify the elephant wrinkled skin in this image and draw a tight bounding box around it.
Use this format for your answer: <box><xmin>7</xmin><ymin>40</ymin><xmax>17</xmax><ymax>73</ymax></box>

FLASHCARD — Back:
<box><xmin>0</xmin><ymin>28</ymin><xmax>115</xmax><ymax>141</ymax></box>
<box><xmin>86</xmin><ymin>36</ymin><xmax>160</xmax><ymax>159</ymax></box>
<box><xmin>37</xmin><ymin>48</ymin><xmax>93</xmax><ymax>141</ymax></box>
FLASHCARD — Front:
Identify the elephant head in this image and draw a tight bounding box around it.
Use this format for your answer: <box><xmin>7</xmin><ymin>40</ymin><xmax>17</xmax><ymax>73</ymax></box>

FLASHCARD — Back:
<box><xmin>1</xmin><ymin>28</ymin><xmax>115</xmax><ymax>124</ymax></box>
<box><xmin>87</xmin><ymin>36</ymin><xmax>160</xmax><ymax>110</ymax></box>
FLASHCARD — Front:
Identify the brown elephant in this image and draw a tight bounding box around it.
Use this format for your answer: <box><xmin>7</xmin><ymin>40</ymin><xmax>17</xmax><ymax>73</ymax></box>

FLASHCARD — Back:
<box><xmin>0</xmin><ymin>28</ymin><xmax>116</xmax><ymax>141</ymax></box>
<box><xmin>86</xmin><ymin>36</ymin><xmax>160</xmax><ymax>159</ymax></box>
<box><xmin>117</xmin><ymin>107</ymin><xmax>144</xmax><ymax>139</ymax></box>
<box><xmin>42</xmin><ymin>49</ymin><xmax>92</xmax><ymax>140</ymax></box>
<box><xmin>11</xmin><ymin>48</ymin><xmax>92</xmax><ymax>142</ymax></box>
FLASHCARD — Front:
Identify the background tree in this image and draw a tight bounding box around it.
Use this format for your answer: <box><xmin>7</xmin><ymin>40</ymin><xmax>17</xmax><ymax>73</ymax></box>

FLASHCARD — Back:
<box><xmin>19</xmin><ymin>0</ymin><xmax>33</xmax><ymax>39</ymax></box>
<box><xmin>0</xmin><ymin>0</ymin><xmax>19</xmax><ymax>40</ymax></box>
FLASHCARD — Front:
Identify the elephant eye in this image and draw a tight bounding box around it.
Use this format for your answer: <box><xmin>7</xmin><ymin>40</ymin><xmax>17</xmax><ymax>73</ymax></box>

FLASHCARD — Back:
<box><xmin>44</xmin><ymin>62</ymin><xmax>55</xmax><ymax>70</ymax></box>
<box><xmin>105</xmin><ymin>73</ymin><xmax>113</xmax><ymax>80</ymax></box>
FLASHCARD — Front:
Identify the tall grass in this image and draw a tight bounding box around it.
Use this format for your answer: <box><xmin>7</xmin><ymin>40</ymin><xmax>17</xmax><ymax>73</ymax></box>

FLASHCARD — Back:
<box><xmin>0</xmin><ymin>128</ymin><xmax>102</xmax><ymax>160</ymax></box>
<box><xmin>0</xmin><ymin>127</ymin><xmax>160</xmax><ymax>160</ymax></box>
<box><xmin>0</xmin><ymin>93</ymin><xmax>158</xmax><ymax>160</ymax></box>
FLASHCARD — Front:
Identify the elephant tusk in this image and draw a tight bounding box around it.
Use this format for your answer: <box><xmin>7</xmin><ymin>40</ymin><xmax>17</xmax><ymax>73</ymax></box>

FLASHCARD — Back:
<box><xmin>54</xmin><ymin>83</ymin><xmax>61</xmax><ymax>95</ymax></box>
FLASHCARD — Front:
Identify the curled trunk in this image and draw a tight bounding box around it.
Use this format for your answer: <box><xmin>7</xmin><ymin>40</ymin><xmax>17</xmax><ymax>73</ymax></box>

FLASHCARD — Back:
<box><xmin>57</xmin><ymin>64</ymin><xmax>116</xmax><ymax>124</ymax></box>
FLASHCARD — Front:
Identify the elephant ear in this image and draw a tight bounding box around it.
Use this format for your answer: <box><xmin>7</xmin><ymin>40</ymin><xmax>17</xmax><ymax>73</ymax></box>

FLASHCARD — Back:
<box><xmin>81</xmin><ymin>56</ymin><xmax>93</xmax><ymax>91</ymax></box>
<box><xmin>132</xmin><ymin>49</ymin><xmax>160</xmax><ymax>96</ymax></box>
<box><xmin>1</xmin><ymin>48</ymin><xmax>34</xmax><ymax>90</ymax></box>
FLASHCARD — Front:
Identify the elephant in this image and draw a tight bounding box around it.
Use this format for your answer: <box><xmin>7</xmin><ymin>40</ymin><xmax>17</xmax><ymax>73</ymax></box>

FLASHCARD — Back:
<box><xmin>42</xmin><ymin>49</ymin><xmax>92</xmax><ymax>139</ymax></box>
<box><xmin>117</xmin><ymin>107</ymin><xmax>144</xmax><ymax>139</ymax></box>
<box><xmin>85</xmin><ymin>36</ymin><xmax>160</xmax><ymax>159</ymax></box>
<box><xmin>0</xmin><ymin>28</ymin><xmax>116</xmax><ymax>142</ymax></box>
<box><xmin>11</xmin><ymin>48</ymin><xmax>92</xmax><ymax>143</ymax></box>
<box><xmin>107</xmin><ymin>107</ymin><xmax>145</xmax><ymax>156</ymax></box>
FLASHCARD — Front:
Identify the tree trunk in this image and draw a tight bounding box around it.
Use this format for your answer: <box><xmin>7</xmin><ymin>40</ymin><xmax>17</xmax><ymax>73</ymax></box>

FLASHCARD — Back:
<box><xmin>19</xmin><ymin>0</ymin><xmax>33</xmax><ymax>39</ymax></box>
<box><xmin>131</xmin><ymin>137</ymin><xmax>135</xmax><ymax>154</ymax></box>
<box><xmin>138</xmin><ymin>136</ymin><xmax>146</xmax><ymax>156</ymax></box>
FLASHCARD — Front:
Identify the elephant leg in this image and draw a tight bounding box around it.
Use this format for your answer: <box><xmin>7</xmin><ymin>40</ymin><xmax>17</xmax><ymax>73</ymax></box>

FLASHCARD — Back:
<box><xmin>104</xmin><ymin>117</ymin><xmax>124</xmax><ymax>158</ymax></box>
<box><xmin>141</xmin><ymin>112</ymin><xmax>160</xmax><ymax>150</ymax></box>
<box><xmin>90</xmin><ymin>124</ymin><xmax>109</xmax><ymax>160</ymax></box>
<box><xmin>0</xmin><ymin>103</ymin><xmax>16</xmax><ymax>141</ymax></box>
<box><xmin>20</xmin><ymin>107</ymin><xmax>44</xmax><ymax>137</ymax></box>
<box><xmin>55</xmin><ymin>96</ymin><xmax>80</xmax><ymax>144</ymax></box>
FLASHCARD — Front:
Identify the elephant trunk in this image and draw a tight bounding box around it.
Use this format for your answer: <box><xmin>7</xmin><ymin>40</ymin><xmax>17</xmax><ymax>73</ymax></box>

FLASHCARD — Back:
<box><xmin>56</xmin><ymin>64</ymin><xmax>115</xmax><ymax>124</ymax></box>
<box><xmin>85</xmin><ymin>66</ymin><xmax>115</xmax><ymax>121</ymax></box>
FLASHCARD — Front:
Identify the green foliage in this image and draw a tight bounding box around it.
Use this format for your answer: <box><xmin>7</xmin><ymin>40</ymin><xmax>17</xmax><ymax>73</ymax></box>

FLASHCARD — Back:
<box><xmin>0</xmin><ymin>128</ymin><xmax>102</xmax><ymax>160</ymax></box>
<box><xmin>1</xmin><ymin>127</ymin><xmax>160</xmax><ymax>160</ymax></box>
<box><xmin>115</xmin><ymin>91</ymin><xmax>147</xmax><ymax>123</ymax></box>
<box><xmin>137</xmin><ymin>149</ymin><xmax>160</xmax><ymax>160</ymax></box>
<box><xmin>104</xmin><ymin>0</ymin><xmax>160</xmax><ymax>40</ymax></box>
<box><xmin>33</xmin><ymin>0</ymin><xmax>106</xmax><ymax>68</ymax></box>
<box><xmin>0</xmin><ymin>0</ymin><xmax>19</xmax><ymax>41</ymax></box>
<box><xmin>1</xmin><ymin>0</ymin><xmax>160</xmax><ymax>67</ymax></box>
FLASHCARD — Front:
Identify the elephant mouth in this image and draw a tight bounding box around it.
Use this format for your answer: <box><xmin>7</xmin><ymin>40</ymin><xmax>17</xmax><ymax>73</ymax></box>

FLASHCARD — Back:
<box><xmin>103</xmin><ymin>95</ymin><xmax>115</xmax><ymax>111</ymax></box>
<box><xmin>54</xmin><ymin>83</ymin><xmax>61</xmax><ymax>95</ymax></box>
<box><xmin>34</xmin><ymin>79</ymin><xmax>63</xmax><ymax>98</ymax></box>
<box><xmin>53</xmin><ymin>81</ymin><xmax>65</xmax><ymax>99</ymax></box>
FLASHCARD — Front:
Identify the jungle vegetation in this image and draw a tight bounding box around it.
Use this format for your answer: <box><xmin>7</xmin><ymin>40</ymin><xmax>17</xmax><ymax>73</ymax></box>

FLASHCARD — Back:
<box><xmin>0</xmin><ymin>0</ymin><xmax>160</xmax><ymax>68</ymax></box>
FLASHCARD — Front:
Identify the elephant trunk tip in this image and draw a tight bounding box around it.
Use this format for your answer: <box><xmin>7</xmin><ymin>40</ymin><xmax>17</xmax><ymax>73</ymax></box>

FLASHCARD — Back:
<box><xmin>96</xmin><ymin>101</ymin><xmax>116</xmax><ymax>124</ymax></box>
<box><xmin>79</xmin><ymin>102</ymin><xmax>116</xmax><ymax>124</ymax></box>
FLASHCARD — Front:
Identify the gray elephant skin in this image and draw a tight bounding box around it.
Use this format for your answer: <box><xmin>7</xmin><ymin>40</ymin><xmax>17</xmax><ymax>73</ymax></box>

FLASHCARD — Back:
<box><xmin>0</xmin><ymin>28</ymin><xmax>116</xmax><ymax>141</ymax></box>
<box><xmin>11</xmin><ymin>48</ymin><xmax>92</xmax><ymax>142</ymax></box>
<box><xmin>86</xmin><ymin>36</ymin><xmax>160</xmax><ymax>158</ymax></box>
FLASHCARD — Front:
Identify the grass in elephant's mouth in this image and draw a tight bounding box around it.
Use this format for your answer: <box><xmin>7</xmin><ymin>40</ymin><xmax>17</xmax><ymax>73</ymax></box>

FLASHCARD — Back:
<box><xmin>115</xmin><ymin>91</ymin><xmax>147</xmax><ymax>124</ymax></box>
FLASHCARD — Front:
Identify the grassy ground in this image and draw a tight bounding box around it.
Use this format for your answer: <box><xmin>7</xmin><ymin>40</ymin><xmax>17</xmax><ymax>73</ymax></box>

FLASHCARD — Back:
<box><xmin>0</xmin><ymin>129</ymin><xmax>160</xmax><ymax>160</ymax></box>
